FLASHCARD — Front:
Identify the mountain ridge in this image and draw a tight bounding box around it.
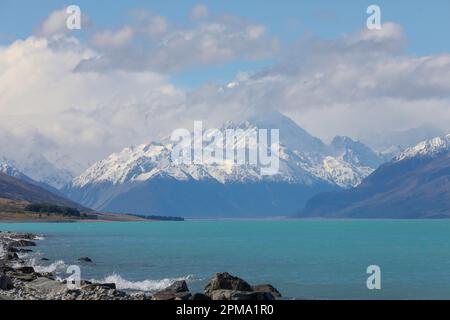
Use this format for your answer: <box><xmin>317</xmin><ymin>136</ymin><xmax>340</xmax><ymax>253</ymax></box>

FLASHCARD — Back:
<box><xmin>64</xmin><ymin>112</ymin><xmax>384</xmax><ymax>217</ymax></box>
<box><xmin>300</xmin><ymin>134</ymin><xmax>450</xmax><ymax>218</ymax></box>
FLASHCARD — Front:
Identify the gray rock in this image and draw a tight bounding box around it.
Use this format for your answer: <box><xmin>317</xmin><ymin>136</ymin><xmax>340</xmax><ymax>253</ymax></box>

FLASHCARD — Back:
<box><xmin>190</xmin><ymin>293</ymin><xmax>211</xmax><ymax>300</ymax></box>
<box><xmin>15</xmin><ymin>266</ymin><xmax>35</xmax><ymax>274</ymax></box>
<box><xmin>26</xmin><ymin>277</ymin><xmax>68</xmax><ymax>295</ymax></box>
<box><xmin>12</xmin><ymin>273</ymin><xmax>38</xmax><ymax>282</ymax></box>
<box><xmin>151</xmin><ymin>280</ymin><xmax>191</xmax><ymax>300</ymax></box>
<box><xmin>100</xmin><ymin>283</ymin><xmax>116</xmax><ymax>290</ymax></box>
<box><xmin>252</xmin><ymin>284</ymin><xmax>282</xmax><ymax>298</ymax></box>
<box><xmin>6</xmin><ymin>252</ymin><xmax>18</xmax><ymax>261</ymax></box>
<box><xmin>209</xmin><ymin>289</ymin><xmax>275</xmax><ymax>301</ymax></box>
<box><xmin>165</xmin><ymin>280</ymin><xmax>189</xmax><ymax>293</ymax></box>
<box><xmin>204</xmin><ymin>272</ymin><xmax>253</xmax><ymax>295</ymax></box>
<box><xmin>0</xmin><ymin>275</ymin><xmax>13</xmax><ymax>290</ymax></box>
<box><xmin>152</xmin><ymin>291</ymin><xmax>192</xmax><ymax>300</ymax></box>
<box><xmin>9</xmin><ymin>240</ymin><xmax>36</xmax><ymax>247</ymax></box>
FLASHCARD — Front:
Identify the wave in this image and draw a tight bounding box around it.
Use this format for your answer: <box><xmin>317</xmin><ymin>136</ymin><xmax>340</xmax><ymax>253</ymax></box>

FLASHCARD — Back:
<box><xmin>29</xmin><ymin>258</ymin><xmax>68</xmax><ymax>273</ymax></box>
<box><xmin>90</xmin><ymin>273</ymin><xmax>197</xmax><ymax>292</ymax></box>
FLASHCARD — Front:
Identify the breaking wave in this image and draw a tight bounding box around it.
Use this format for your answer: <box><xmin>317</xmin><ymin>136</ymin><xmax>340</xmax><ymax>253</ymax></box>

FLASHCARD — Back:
<box><xmin>29</xmin><ymin>258</ymin><xmax>68</xmax><ymax>273</ymax></box>
<box><xmin>91</xmin><ymin>273</ymin><xmax>197</xmax><ymax>292</ymax></box>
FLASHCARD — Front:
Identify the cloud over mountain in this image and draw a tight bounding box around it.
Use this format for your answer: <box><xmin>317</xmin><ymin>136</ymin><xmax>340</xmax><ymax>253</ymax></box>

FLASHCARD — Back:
<box><xmin>0</xmin><ymin>5</ymin><xmax>449</xmax><ymax>179</ymax></box>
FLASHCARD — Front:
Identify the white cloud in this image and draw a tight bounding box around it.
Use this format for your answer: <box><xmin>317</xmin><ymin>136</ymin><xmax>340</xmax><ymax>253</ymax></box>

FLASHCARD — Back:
<box><xmin>181</xmin><ymin>22</ymin><xmax>450</xmax><ymax>141</ymax></box>
<box><xmin>0</xmin><ymin>36</ymin><xmax>186</xmax><ymax>173</ymax></box>
<box><xmin>76</xmin><ymin>10</ymin><xmax>279</xmax><ymax>73</ymax></box>
<box><xmin>1</xmin><ymin>11</ymin><xmax>450</xmax><ymax>181</ymax></box>
<box><xmin>35</xmin><ymin>8</ymin><xmax>90</xmax><ymax>37</ymax></box>
<box><xmin>35</xmin><ymin>9</ymin><xmax>69</xmax><ymax>36</ymax></box>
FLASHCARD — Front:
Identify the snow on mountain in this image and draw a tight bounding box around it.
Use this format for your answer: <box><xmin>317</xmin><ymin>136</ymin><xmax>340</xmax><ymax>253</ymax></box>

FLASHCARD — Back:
<box><xmin>64</xmin><ymin>112</ymin><xmax>388</xmax><ymax>217</ymax></box>
<box><xmin>71</xmin><ymin>112</ymin><xmax>381</xmax><ymax>190</ymax></box>
<box><xmin>0</xmin><ymin>161</ymin><xmax>30</xmax><ymax>181</ymax></box>
<box><xmin>0</xmin><ymin>153</ymin><xmax>72</xmax><ymax>189</ymax></box>
<box><xmin>395</xmin><ymin>134</ymin><xmax>450</xmax><ymax>162</ymax></box>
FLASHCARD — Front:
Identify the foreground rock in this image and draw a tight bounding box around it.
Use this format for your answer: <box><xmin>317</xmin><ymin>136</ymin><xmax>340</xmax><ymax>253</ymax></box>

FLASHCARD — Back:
<box><xmin>152</xmin><ymin>280</ymin><xmax>191</xmax><ymax>300</ymax></box>
<box><xmin>149</xmin><ymin>272</ymin><xmax>282</xmax><ymax>301</ymax></box>
<box><xmin>0</xmin><ymin>275</ymin><xmax>13</xmax><ymax>290</ymax></box>
<box><xmin>204</xmin><ymin>272</ymin><xmax>253</xmax><ymax>294</ymax></box>
<box><xmin>203</xmin><ymin>272</ymin><xmax>279</xmax><ymax>300</ymax></box>
<box><xmin>252</xmin><ymin>284</ymin><xmax>282</xmax><ymax>298</ymax></box>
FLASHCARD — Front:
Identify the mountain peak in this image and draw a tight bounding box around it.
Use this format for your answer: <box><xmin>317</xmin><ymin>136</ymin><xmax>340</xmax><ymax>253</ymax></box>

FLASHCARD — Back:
<box><xmin>395</xmin><ymin>134</ymin><xmax>450</xmax><ymax>162</ymax></box>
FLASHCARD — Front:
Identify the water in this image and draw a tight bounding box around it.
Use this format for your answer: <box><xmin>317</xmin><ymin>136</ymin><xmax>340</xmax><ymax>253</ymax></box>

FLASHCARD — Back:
<box><xmin>2</xmin><ymin>219</ymin><xmax>450</xmax><ymax>299</ymax></box>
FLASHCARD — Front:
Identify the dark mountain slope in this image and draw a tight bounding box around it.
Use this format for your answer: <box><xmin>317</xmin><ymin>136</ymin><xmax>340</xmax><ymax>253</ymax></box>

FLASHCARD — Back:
<box><xmin>300</xmin><ymin>151</ymin><xmax>450</xmax><ymax>219</ymax></box>
<box><xmin>0</xmin><ymin>172</ymin><xmax>88</xmax><ymax>211</ymax></box>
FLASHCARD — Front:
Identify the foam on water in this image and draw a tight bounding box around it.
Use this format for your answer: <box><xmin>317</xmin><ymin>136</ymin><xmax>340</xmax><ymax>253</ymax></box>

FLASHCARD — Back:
<box><xmin>32</xmin><ymin>259</ymin><xmax>67</xmax><ymax>273</ymax></box>
<box><xmin>91</xmin><ymin>273</ymin><xmax>196</xmax><ymax>292</ymax></box>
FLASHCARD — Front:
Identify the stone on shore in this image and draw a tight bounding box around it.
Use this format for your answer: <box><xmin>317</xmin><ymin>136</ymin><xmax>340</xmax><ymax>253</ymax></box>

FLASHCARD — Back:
<box><xmin>208</xmin><ymin>289</ymin><xmax>275</xmax><ymax>300</ymax></box>
<box><xmin>252</xmin><ymin>284</ymin><xmax>282</xmax><ymax>298</ymax></box>
<box><xmin>26</xmin><ymin>277</ymin><xmax>68</xmax><ymax>295</ymax></box>
<box><xmin>15</xmin><ymin>266</ymin><xmax>35</xmax><ymax>274</ymax></box>
<box><xmin>6</xmin><ymin>252</ymin><xmax>18</xmax><ymax>261</ymax></box>
<box><xmin>0</xmin><ymin>275</ymin><xmax>14</xmax><ymax>290</ymax></box>
<box><xmin>152</xmin><ymin>280</ymin><xmax>191</xmax><ymax>300</ymax></box>
<box><xmin>204</xmin><ymin>272</ymin><xmax>280</xmax><ymax>301</ymax></box>
<box><xmin>204</xmin><ymin>272</ymin><xmax>253</xmax><ymax>295</ymax></box>
<box><xmin>189</xmin><ymin>293</ymin><xmax>211</xmax><ymax>300</ymax></box>
<box><xmin>9</xmin><ymin>240</ymin><xmax>36</xmax><ymax>247</ymax></box>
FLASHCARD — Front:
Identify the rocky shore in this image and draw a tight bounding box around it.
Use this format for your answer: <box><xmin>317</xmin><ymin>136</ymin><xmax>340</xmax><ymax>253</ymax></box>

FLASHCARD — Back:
<box><xmin>0</xmin><ymin>231</ymin><xmax>281</xmax><ymax>300</ymax></box>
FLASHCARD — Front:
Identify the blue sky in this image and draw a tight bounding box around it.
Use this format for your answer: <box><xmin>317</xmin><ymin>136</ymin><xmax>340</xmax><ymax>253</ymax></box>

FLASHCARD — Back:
<box><xmin>1</xmin><ymin>0</ymin><xmax>450</xmax><ymax>87</ymax></box>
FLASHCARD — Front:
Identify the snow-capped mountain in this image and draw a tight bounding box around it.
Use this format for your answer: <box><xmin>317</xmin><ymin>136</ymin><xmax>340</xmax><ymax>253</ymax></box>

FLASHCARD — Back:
<box><xmin>395</xmin><ymin>134</ymin><xmax>450</xmax><ymax>162</ymax></box>
<box><xmin>0</xmin><ymin>153</ymin><xmax>72</xmax><ymax>189</ymax></box>
<box><xmin>300</xmin><ymin>134</ymin><xmax>450</xmax><ymax>218</ymax></box>
<box><xmin>0</xmin><ymin>162</ymin><xmax>28</xmax><ymax>181</ymax></box>
<box><xmin>64</xmin><ymin>112</ymin><xmax>385</xmax><ymax>217</ymax></box>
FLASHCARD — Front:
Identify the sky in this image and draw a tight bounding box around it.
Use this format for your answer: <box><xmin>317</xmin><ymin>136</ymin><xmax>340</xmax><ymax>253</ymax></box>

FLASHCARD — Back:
<box><xmin>2</xmin><ymin>0</ymin><xmax>450</xmax><ymax>86</ymax></box>
<box><xmin>0</xmin><ymin>1</ymin><xmax>450</xmax><ymax>174</ymax></box>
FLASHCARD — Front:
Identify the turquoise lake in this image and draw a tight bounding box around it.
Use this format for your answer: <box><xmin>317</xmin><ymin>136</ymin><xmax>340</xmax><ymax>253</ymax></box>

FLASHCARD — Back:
<box><xmin>2</xmin><ymin>219</ymin><xmax>450</xmax><ymax>299</ymax></box>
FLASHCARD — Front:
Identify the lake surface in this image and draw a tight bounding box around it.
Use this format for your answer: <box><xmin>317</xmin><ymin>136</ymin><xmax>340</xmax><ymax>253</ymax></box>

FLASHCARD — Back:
<box><xmin>2</xmin><ymin>219</ymin><xmax>450</xmax><ymax>299</ymax></box>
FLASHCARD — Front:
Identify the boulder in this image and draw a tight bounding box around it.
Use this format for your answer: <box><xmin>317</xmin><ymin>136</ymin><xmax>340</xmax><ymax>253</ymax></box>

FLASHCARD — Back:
<box><xmin>252</xmin><ymin>284</ymin><xmax>282</xmax><ymax>298</ymax></box>
<box><xmin>15</xmin><ymin>266</ymin><xmax>35</xmax><ymax>274</ymax></box>
<box><xmin>12</xmin><ymin>273</ymin><xmax>38</xmax><ymax>282</ymax></box>
<box><xmin>151</xmin><ymin>280</ymin><xmax>191</xmax><ymax>300</ymax></box>
<box><xmin>6</xmin><ymin>252</ymin><xmax>18</xmax><ymax>261</ymax></box>
<box><xmin>26</xmin><ymin>277</ymin><xmax>68</xmax><ymax>295</ymax></box>
<box><xmin>209</xmin><ymin>289</ymin><xmax>275</xmax><ymax>301</ymax></box>
<box><xmin>190</xmin><ymin>293</ymin><xmax>211</xmax><ymax>300</ymax></box>
<box><xmin>100</xmin><ymin>283</ymin><xmax>116</xmax><ymax>290</ymax></box>
<box><xmin>204</xmin><ymin>272</ymin><xmax>253</xmax><ymax>295</ymax></box>
<box><xmin>164</xmin><ymin>280</ymin><xmax>189</xmax><ymax>293</ymax></box>
<box><xmin>18</xmin><ymin>249</ymin><xmax>33</xmax><ymax>253</ymax></box>
<box><xmin>10</xmin><ymin>240</ymin><xmax>36</xmax><ymax>247</ymax></box>
<box><xmin>78</xmin><ymin>257</ymin><xmax>93</xmax><ymax>263</ymax></box>
<box><xmin>152</xmin><ymin>291</ymin><xmax>191</xmax><ymax>300</ymax></box>
<box><xmin>0</xmin><ymin>275</ymin><xmax>13</xmax><ymax>290</ymax></box>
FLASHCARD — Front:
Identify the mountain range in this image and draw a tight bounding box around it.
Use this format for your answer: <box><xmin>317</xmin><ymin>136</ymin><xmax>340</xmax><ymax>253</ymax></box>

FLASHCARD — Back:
<box><xmin>2</xmin><ymin>112</ymin><xmax>449</xmax><ymax>219</ymax></box>
<box><xmin>62</xmin><ymin>112</ymin><xmax>386</xmax><ymax>218</ymax></box>
<box><xmin>300</xmin><ymin>135</ymin><xmax>450</xmax><ymax>218</ymax></box>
